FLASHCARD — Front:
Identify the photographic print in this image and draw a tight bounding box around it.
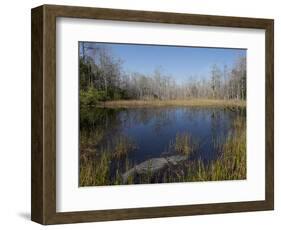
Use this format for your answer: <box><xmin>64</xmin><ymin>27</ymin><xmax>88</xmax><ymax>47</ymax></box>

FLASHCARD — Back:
<box><xmin>79</xmin><ymin>42</ymin><xmax>247</xmax><ymax>186</ymax></box>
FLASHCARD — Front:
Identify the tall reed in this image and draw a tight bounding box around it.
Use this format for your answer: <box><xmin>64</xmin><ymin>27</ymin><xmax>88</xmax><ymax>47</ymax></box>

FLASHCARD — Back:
<box><xmin>113</xmin><ymin>135</ymin><xmax>137</xmax><ymax>158</ymax></box>
<box><xmin>169</xmin><ymin>132</ymin><xmax>192</xmax><ymax>155</ymax></box>
<box><xmin>185</xmin><ymin>117</ymin><xmax>246</xmax><ymax>181</ymax></box>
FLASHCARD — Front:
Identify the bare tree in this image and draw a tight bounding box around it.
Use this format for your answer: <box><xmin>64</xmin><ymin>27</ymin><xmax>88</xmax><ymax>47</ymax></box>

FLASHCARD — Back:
<box><xmin>79</xmin><ymin>43</ymin><xmax>246</xmax><ymax>103</ymax></box>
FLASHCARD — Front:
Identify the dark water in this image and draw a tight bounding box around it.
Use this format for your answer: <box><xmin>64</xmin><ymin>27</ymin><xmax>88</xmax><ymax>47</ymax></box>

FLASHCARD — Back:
<box><xmin>80</xmin><ymin>107</ymin><xmax>246</xmax><ymax>165</ymax></box>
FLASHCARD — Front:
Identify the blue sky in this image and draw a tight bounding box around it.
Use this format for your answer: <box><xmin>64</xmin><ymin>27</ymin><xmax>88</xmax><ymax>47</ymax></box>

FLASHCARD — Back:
<box><xmin>82</xmin><ymin>42</ymin><xmax>246</xmax><ymax>83</ymax></box>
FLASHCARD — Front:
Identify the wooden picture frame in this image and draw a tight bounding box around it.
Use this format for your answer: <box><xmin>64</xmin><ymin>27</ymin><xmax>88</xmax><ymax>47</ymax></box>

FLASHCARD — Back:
<box><xmin>31</xmin><ymin>4</ymin><xmax>274</xmax><ymax>225</ymax></box>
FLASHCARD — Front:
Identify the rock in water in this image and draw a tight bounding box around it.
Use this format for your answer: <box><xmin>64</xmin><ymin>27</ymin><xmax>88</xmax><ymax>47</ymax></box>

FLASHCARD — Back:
<box><xmin>166</xmin><ymin>155</ymin><xmax>189</xmax><ymax>165</ymax></box>
<box><xmin>122</xmin><ymin>155</ymin><xmax>189</xmax><ymax>183</ymax></box>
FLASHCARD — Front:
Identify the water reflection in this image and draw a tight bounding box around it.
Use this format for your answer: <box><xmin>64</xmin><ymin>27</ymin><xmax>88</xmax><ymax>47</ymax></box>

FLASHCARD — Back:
<box><xmin>80</xmin><ymin>107</ymin><xmax>245</xmax><ymax>164</ymax></box>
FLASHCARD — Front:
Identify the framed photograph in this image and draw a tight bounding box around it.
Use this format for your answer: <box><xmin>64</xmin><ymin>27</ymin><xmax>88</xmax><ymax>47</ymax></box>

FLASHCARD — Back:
<box><xmin>31</xmin><ymin>4</ymin><xmax>274</xmax><ymax>224</ymax></box>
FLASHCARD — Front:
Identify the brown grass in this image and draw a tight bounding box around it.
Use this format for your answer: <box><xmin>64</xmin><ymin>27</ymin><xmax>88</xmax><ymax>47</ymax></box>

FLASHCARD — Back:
<box><xmin>169</xmin><ymin>132</ymin><xmax>192</xmax><ymax>155</ymax></box>
<box><xmin>97</xmin><ymin>99</ymin><xmax>246</xmax><ymax>108</ymax></box>
<box><xmin>185</xmin><ymin>117</ymin><xmax>246</xmax><ymax>181</ymax></box>
<box><xmin>113</xmin><ymin>135</ymin><xmax>137</xmax><ymax>158</ymax></box>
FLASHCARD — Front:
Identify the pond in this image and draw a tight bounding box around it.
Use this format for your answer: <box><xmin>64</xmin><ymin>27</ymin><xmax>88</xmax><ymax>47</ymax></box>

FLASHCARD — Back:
<box><xmin>79</xmin><ymin>106</ymin><xmax>246</xmax><ymax>185</ymax></box>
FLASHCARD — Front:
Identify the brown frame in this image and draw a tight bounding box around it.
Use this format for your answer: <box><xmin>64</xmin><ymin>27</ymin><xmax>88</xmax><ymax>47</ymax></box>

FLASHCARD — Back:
<box><xmin>31</xmin><ymin>4</ymin><xmax>274</xmax><ymax>225</ymax></box>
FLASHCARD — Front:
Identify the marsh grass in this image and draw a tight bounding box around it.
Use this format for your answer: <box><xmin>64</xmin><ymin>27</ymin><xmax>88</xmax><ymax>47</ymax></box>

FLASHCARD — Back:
<box><xmin>144</xmin><ymin>160</ymin><xmax>153</xmax><ymax>183</ymax></box>
<box><xmin>175</xmin><ymin>133</ymin><xmax>192</xmax><ymax>155</ymax></box>
<box><xmin>172</xmin><ymin>132</ymin><xmax>192</xmax><ymax>155</ymax></box>
<box><xmin>136</xmin><ymin>117</ymin><xmax>246</xmax><ymax>184</ymax></box>
<box><xmin>79</xmin><ymin>148</ymin><xmax>111</xmax><ymax>186</ymax></box>
<box><xmin>185</xmin><ymin>117</ymin><xmax>246</xmax><ymax>181</ymax></box>
<box><xmin>79</xmin><ymin>115</ymin><xmax>246</xmax><ymax>186</ymax></box>
<box><xmin>113</xmin><ymin>135</ymin><xmax>137</xmax><ymax>158</ymax></box>
<box><xmin>79</xmin><ymin>133</ymin><xmax>137</xmax><ymax>186</ymax></box>
<box><xmin>125</xmin><ymin>158</ymin><xmax>134</xmax><ymax>184</ymax></box>
<box><xmin>98</xmin><ymin>99</ymin><xmax>246</xmax><ymax>108</ymax></box>
<box><xmin>80</xmin><ymin>128</ymin><xmax>105</xmax><ymax>156</ymax></box>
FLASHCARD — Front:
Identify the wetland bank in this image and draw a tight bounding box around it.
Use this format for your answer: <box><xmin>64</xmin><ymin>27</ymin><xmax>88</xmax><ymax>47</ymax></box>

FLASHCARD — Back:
<box><xmin>79</xmin><ymin>42</ymin><xmax>247</xmax><ymax>186</ymax></box>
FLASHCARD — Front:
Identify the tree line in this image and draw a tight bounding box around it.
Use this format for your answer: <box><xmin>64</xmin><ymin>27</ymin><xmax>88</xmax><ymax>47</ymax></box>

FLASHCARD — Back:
<box><xmin>79</xmin><ymin>43</ymin><xmax>246</xmax><ymax>106</ymax></box>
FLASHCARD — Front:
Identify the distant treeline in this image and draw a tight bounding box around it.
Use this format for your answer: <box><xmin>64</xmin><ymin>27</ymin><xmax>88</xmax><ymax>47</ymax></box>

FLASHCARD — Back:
<box><xmin>79</xmin><ymin>43</ymin><xmax>246</xmax><ymax>106</ymax></box>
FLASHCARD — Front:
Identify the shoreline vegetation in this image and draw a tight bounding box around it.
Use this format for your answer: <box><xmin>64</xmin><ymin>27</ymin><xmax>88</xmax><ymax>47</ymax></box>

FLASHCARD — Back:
<box><xmin>79</xmin><ymin>117</ymin><xmax>246</xmax><ymax>186</ymax></box>
<box><xmin>95</xmin><ymin>99</ymin><xmax>246</xmax><ymax>108</ymax></box>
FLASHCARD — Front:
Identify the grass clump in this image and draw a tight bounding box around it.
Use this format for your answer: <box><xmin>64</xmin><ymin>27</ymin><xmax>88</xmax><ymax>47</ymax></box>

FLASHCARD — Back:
<box><xmin>186</xmin><ymin>117</ymin><xmax>246</xmax><ymax>181</ymax></box>
<box><xmin>169</xmin><ymin>132</ymin><xmax>192</xmax><ymax>155</ymax></box>
<box><xmin>80</xmin><ymin>128</ymin><xmax>105</xmax><ymax>155</ymax></box>
<box><xmin>113</xmin><ymin>135</ymin><xmax>137</xmax><ymax>158</ymax></box>
<box><xmin>79</xmin><ymin>149</ymin><xmax>111</xmax><ymax>186</ymax></box>
<box><xmin>175</xmin><ymin>133</ymin><xmax>192</xmax><ymax>155</ymax></box>
<box><xmin>79</xmin><ymin>133</ymin><xmax>137</xmax><ymax>186</ymax></box>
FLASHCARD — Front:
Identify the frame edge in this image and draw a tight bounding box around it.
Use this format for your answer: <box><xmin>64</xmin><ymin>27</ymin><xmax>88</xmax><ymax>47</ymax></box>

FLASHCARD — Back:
<box><xmin>265</xmin><ymin>19</ymin><xmax>274</xmax><ymax>211</ymax></box>
<box><xmin>31</xmin><ymin>5</ymin><xmax>44</xmax><ymax>224</ymax></box>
